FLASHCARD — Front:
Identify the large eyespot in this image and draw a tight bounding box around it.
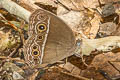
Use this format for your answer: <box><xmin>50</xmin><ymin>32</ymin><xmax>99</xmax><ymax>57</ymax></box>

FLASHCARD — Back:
<box><xmin>37</xmin><ymin>24</ymin><xmax>46</xmax><ymax>32</ymax></box>
<box><xmin>32</xmin><ymin>50</ymin><xmax>39</xmax><ymax>56</ymax></box>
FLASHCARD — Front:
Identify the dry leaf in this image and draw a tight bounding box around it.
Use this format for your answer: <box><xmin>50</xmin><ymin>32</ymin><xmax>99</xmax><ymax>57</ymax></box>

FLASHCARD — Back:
<box><xmin>90</xmin><ymin>52</ymin><xmax>120</xmax><ymax>76</ymax></box>
<box><xmin>89</xmin><ymin>14</ymin><xmax>100</xmax><ymax>39</ymax></box>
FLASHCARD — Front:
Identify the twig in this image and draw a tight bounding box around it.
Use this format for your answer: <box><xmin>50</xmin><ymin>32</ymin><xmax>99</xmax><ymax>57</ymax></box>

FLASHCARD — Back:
<box><xmin>61</xmin><ymin>71</ymin><xmax>90</xmax><ymax>80</ymax></box>
<box><xmin>8</xmin><ymin>44</ymin><xmax>21</xmax><ymax>57</ymax></box>
<box><xmin>55</xmin><ymin>0</ymin><xmax>71</xmax><ymax>11</ymax></box>
<box><xmin>0</xmin><ymin>13</ymin><xmax>19</xmax><ymax>31</ymax></box>
<box><xmin>108</xmin><ymin>61</ymin><xmax>120</xmax><ymax>73</ymax></box>
<box><xmin>0</xmin><ymin>0</ymin><xmax>31</xmax><ymax>22</ymax></box>
<box><xmin>70</xmin><ymin>0</ymin><xmax>79</xmax><ymax>10</ymax></box>
<box><xmin>19</xmin><ymin>20</ymin><xmax>26</xmax><ymax>44</ymax></box>
<box><xmin>98</xmin><ymin>0</ymin><xmax>102</xmax><ymax>8</ymax></box>
<box><xmin>81</xmin><ymin>36</ymin><xmax>120</xmax><ymax>55</ymax></box>
<box><xmin>0</xmin><ymin>56</ymin><xmax>24</xmax><ymax>63</ymax></box>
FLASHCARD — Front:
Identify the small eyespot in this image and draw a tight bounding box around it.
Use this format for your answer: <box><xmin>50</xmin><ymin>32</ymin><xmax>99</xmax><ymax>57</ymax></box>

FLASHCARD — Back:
<box><xmin>33</xmin><ymin>46</ymin><xmax>37</xmax><ymax>49</ymax></box>
<box><xmin>38</xmin><ymin>36</ymin><xmax>43</xmax><ymax>40</ymax></box>
<box><xmin>37</xmin><ymin>24</ymin><xmax>46</xmax><ymax>32</ymax></box>
<box><xmin>32</xmin><ymin>50</ymin><xmax>39</xmax><ymax>56</ymax></box>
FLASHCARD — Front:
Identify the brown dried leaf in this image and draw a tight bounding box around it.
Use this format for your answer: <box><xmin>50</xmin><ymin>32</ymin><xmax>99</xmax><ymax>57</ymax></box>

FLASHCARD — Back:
<box><xmin>89</xmin><ymin>14</ymin><xmax>100</xmax><ymax>39</ymax></box>
<box><xmin>90</xmin><ymin>52</ymin><xmax>120</xmax><ymax>76</ymax></box>
<box><xmin>58</xmin><ymin>11</ymin><xmax>84</xmax><ymax>31</ymax></box>
<box><xmin>81</xmin><ymin>0</ymin><xmax>99</xmax><ymax>8</ymax></box>
<box><xmin>28</xmin><ymin>71</ymin><xmax>39</xmax><ymax>80</ymax></box>
<box><xmin>98</xmin><ymin>22</ymin><xmax>117</xmax><ymax>37</ymax></box>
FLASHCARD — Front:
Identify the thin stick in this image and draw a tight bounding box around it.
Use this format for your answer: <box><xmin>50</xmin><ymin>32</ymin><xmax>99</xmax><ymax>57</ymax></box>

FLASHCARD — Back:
<box><xmin>61</xmin><ymin>71</ymin><xmax>90</xmax><ymax>80</ymax></box>
<box><xmin>0</xmin><ymin>56</ymin><xmax>25</xmax><ymax>63</ymax></box>
<box><xmin>55</xmin><ymin>0</ymin><xmax>71</xmax><ymax>11</ymax></box>
<box><xmin>108</xmin><ymin>61</ymin><xmax>120</xmax><ymax>73</ymax></box>
<box><xmin>0</xmin><ymin>0</ymin><xmax>31</xmax><ymax>22</ymax></box>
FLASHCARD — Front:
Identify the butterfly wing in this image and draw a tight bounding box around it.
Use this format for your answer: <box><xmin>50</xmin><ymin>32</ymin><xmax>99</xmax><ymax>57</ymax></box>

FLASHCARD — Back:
<box><xmin>24</xmin><ymin>9</ymin><xmax>76</xmax><ymax>67</ymax></box>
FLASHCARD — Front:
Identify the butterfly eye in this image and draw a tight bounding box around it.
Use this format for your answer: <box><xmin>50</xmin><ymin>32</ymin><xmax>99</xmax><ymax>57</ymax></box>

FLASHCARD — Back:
<box><xmin>37</xmin><ymin>24</ymin><xmax>46</xmax><ymax>32</ymax></box>
<box><xmin>32</xmin><ymin>50</ymin><xmax>39</xmax><ymax>56</ymax></box>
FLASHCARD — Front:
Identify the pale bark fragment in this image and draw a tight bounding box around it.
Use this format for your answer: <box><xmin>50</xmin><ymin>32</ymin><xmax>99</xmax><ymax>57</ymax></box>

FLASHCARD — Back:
<box><xmin>0</xmin><ymin>0</ymin><xmax>31</xmax><ymax>22</ymax></box>
<box><xmin>81</xmin><ymin>36</ymin><xmax>120</xmax><ymax>55</ymax></box>
<box><xmin>34</xmin><ymin>0</ymin><xmax>57</xmax><ymax>7</ymax></box>
<box><xmin>18</xmin><ymin>0</ymin><xmax>40</xmax><ymax>10</ymax></box>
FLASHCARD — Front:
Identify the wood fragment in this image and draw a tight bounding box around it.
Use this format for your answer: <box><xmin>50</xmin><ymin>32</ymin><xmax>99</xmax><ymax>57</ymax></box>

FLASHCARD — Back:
<box><xmin>0</xmin><ymin>56</ymin><xmax>24</xmax><ymax>63</ymax></box>
<box><xmin>61</xmin><ymin>71</ymin><xmax>90</xmax><ymax>80</ymax></box>
<box><xmin>81</xmin><ymin>36</ymin><xmax>120</xmax><ymax>55</ymax></box>
<box><xmin>0</xmin><ymin>0</ymin><xmax>31</xmax><ymax>22</ymax></box>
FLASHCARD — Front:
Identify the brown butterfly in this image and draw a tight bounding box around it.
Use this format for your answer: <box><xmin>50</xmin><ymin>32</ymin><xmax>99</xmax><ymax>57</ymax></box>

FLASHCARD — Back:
<box><xmin>23</xmin><ymin>9</ymin><xmax>76</xmax><ymax>68</ymax></box>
